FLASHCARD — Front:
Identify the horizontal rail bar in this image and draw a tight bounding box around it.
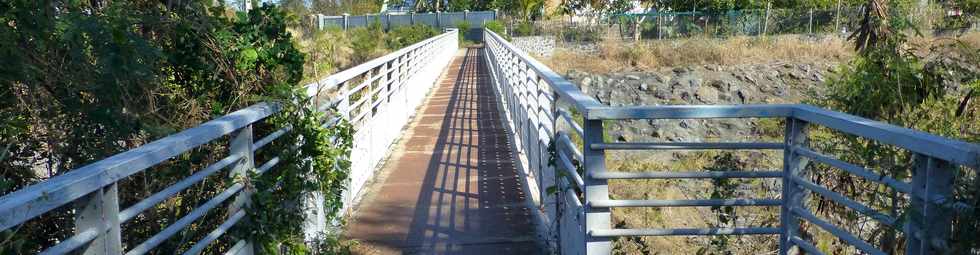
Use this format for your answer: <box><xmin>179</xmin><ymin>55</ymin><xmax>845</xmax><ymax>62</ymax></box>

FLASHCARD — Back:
<box><xmin>183</xmin><ymin>210</ymin><xmax>246</xmax><ymax>255</ymax></box>
<box><xmin>485</xmin><ymin>30</ymin><xmax>604</xmax><ymax>112</ymax></box>
<box><xmin>794</xmin><ymin>146</ymin><xmax>917</xmax><ymax>196</ymax></box>
<box><xmin>590</xmin><ymin>171</ymin><xmax>783</xmax><ymax>180</ymax></box>
<box><xmin>790</xmin><ymin>207</ymin><xmax>886</xmax><ymax>255</ymax></box>
<box><xmin>256</xmin><ymin>157</ymin><xmax>280</xmax><ymax>175</ymax></box>
<box><xmin>790</xmin><ymin>236</ymin><xmax>826</xmax><ymax>255</ymax></box>
<box><xmin>791</xmin><ymin>176</ymin><xmax>898</xmax><ymax>227</ymax></box>
<box><xmin>557</xmin><ymin>150</ymin><xmax>585</xmax><ymax>188</ymax></box>
<box><xmin>791</xmin><ymin>105</ymin><xmax>980</xmax><ymax>169</ymax></box>
<box><xmin>224</xmin><ymin>240</ymin><xmax>247</xmax><ymax>255</ymax></box>
<box><xmin>557</xmin><ymin>109</ymin><xmax>583</xmax><ymax>138</ymax></box>
<box><xmin>589</xmin><ymin>199</ymin><xmax>781</xmax><ymax>208</ymax></box>
<box><xmin>253</xmin><ymin>126</ymin><xmax>292</xmax><ymax>152</ymax></box>
<box><xmin>586</xmin><ymin>104</ymin><xmax>795</xmax><ymax>120</ymax></box>
<box><xmin>119</xmin><ymin>154</ymin><xmax>241</xmax><ymax>223</ymax></box>
<box><xmin>590</xmin><ymin>227</ymin><xmax>780</xmax><ymax>237</ymax></box>
<box><xmin>558</xmin><ymin>133</ymin><xmax>583</xmax><ymax>161</ymax></box>
<box><xmin>592</xmin><ymin>142</ymin><xmax>784</xmax><ymax>150</ymax></box>
<box><xmin>39</xmin><ymin>228</ymin><xmax>99</xmax><ymax>255</ymax></box>
<box><xmin>0</xmin><ymin>102</ymin><xmax>277</xmax><ymax>231</ymax></box>
<box><xmin>126</xmin><ymin>183</ymin><xmax>244</xmax><ymax>255</ymax></box>
<box><xmin>566</xmin><ymin>184</ymin><xmax>583</xmax><ymax>207</ymax></box>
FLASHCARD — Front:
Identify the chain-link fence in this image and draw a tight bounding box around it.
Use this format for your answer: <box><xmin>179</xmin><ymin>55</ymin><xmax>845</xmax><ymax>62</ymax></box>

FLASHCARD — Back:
<box><xmin>310</xmin><ymin>11</ymin><xmax>498</xmax><ymax>31</ymax></box>
<box><xmin>608</xmin><ymin>6</ymin><xmax>978</xmax><ymax>40</ymax></box>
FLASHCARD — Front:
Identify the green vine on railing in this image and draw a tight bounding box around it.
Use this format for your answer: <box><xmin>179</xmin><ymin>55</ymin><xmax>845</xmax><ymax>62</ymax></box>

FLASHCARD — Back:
<box><xmin>247</xmin><ymin>91</ymin><xmax>356</xmax><ymax>254</ymax></box>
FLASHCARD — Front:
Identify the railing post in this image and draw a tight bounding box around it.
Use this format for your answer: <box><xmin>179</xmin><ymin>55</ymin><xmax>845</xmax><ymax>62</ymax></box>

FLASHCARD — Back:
<box><xmin>229</xmin><ymin>125</ymin><xmax>255</xmax><ymax>254</ymax></box>
<box><xmin>779</xmin><ymin>117</ymin><xmax>809</xmax><ymax>255</ymax></box>
<box><xmin>583</xmin><ymin>119</ymin><xmax>611</xmax><ymax>255</ymax></box>
<box><xmin>74</xmin><ymin>183</ymin><xmax>123</xmax><ymax>254</ymax></box>
<box><xmin>906</xmin><ymin>154</ymin><xmax>954</xmax><ymax>255</ymax></box>
<box><xmin>343</xmin><ymin>13</ymin><xmax>349</xmax><ymax>30</ymax></box>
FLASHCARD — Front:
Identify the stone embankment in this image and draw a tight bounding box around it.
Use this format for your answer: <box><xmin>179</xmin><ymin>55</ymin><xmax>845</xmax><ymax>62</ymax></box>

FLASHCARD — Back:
<box><xmin>563</xmin><ymin>62</ymin><xmax>835</xmax><ymax>161</ymax></box>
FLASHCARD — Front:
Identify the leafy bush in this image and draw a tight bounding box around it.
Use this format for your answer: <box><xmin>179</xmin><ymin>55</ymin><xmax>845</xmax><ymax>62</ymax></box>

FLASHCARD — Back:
<box><xmin>386</xmin><ymin>24</ymin><xmax>440</xmax><ymax>49</ymax></box>
<box><xmin>515</xmin><ymin>22</ymin><xmax>535</xmax><ymax>36</ymax></box>
<box><xmin>0</xmin><ymin>2</ymin><xmax>352</xmax><ymax>253</ymax></box>
<box><xmin>559</xmin><ymin>26</ymin><xmax>601</xmax><ymax>43</ymax></box>
<box><xmin>349</xmin><ymin>21</ymin><xmax>386</xmax><ymax>63</ymax></box>
<box><xmin>484</xmin><ymin>20</ymin><xmax>506</xmax><ymax>35</ymax></box>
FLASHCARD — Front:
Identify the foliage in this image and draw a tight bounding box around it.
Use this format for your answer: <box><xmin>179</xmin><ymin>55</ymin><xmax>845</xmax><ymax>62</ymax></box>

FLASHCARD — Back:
<box><xmin>484</xmin><ymin>20</ymin><xmax>507</xmax><ymax>34</ymax></box>
<box><xmin>0</xmin><ymin>1</ymin><xmax>354</xmax><ymax>253</ymax></box>
<box><xmin>810</xmin><ymin>0</ymin><xmax>980</xmax><ymax>253</ymax></box>
<box><xmin>350</xmin><ymin>20</ymin><xmax>387</xmax><ymax>63</ymax></box>
<box><xmin>309</xmin><ymin>0</ymin><xmax>385</xmax><ymax>15</ymax></box>
<box><xmin>515</xmin><ymin>21</ymin><xmax>537</xmax><ymax>36</ymax></box>
<box><xmin>559</xmin><ymin>25</ymin><xmax>603</xmax><ymax>42</ymax></box>
<box><xmin>387</xmin><ymin>24</ymin><xmax>441</xmax><ymax>49</ymax></box>
<box><xmin>697</xmin><ymin>152</ymin><xmax>748</xmax><ymax>255</ymax></box>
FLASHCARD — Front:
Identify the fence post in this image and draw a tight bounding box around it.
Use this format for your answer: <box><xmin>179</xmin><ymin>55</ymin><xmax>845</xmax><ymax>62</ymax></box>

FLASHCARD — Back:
<box><xmin>436</xmin><ymin>11</ymin><xmax>441</xmax><ymax>28</ymax></box>
<box><xmin>906</xmin><ymin>154</ymin><xmax>954</xmax><ymax>254</ymax></box>
<box><xmin>410</xmin><ymin>12</ymin><xmax>415</xmax><ymax>25</ymax></box>
<box><xmin>464</xmin><ymin>10</ymin><xmax>469</xmax><ymax>22</ymax></box>
<box><xmin>343</xmin><ymin>13</ymin><xmax>350</xmax><ymax>30</ymax></box>
<box><xmin>229</xmin><ymin>125</ymin><xmax>256</xmax><ymax>254</ymax></box>
<box><xmin>808</xmin><ymin>9</ymin><xmax>814</xmax><ymax>34</ymax></box>
<box><xmin>583</xmin><ymin>119</ymin><xmax>611</xmax><ymax>255</ymax></box>
<box><xmin>834</xmin><ymin>0</ymin><xmax>842</xmax><ymax>35</ymax></box>
<box><xmin>74</xmin><ymin>183</ymin><xmax>123</xmax><ymax>254</ymax></box>
<box><xmin>779</xmin><ymin>118</ymin><xmax>809</xmax><ymax>255</ymax></box>
<box><xmin>763</xmin><ymin>1</ymin><xmax>771</xmax><ymax>36</ymax></box>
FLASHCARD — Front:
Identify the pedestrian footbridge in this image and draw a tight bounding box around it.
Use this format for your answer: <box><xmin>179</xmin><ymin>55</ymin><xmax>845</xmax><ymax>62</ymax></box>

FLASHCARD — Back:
<box><xmin>1</xmin><ymin>29</ymin><xmax>978</xmax><ymax>255</ymax></box>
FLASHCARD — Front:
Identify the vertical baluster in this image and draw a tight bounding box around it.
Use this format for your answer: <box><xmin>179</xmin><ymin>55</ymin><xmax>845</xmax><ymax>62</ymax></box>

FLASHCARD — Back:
<box><xmin>779</xmin><ymin>117</ymin><xmax>809</xmax><ymax>255</ymax></box>
<box><xmin>583</xmin><ymin>119</ymin><xmax>610</xmax><ymax>255</ymax></box>
<box><xmin>74</xmin><ymin>183</ymin><xmax>123</xmax><ymax>254</ymax></box>
<box><xmin>229</xmin><ymin>125</ymin><xmax>255</xmax><ymax>255</ymax></box>
<box><xmin>338</xmin><ymin>81</ymin><xmax>352</xmax><ymax>121</ymax></box>
<box><xmin>907</xmin><ymin>154</ymin><xmax>954</xmax><ymax>255</ymax></box>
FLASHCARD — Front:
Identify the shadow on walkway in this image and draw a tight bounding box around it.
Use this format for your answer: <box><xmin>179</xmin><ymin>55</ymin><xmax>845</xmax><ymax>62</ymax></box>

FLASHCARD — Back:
<box><xmin>345</xmin><ymin>47</ymin><xmax>541</xmax><ymax>255</ymax></box>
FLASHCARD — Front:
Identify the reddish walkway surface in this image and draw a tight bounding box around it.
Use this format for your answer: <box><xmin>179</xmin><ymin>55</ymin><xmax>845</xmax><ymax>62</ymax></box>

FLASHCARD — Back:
<box><xmin>345</xmin><ymin>47</ymin><xmax>541</xmax><ymax>254</ymax></box>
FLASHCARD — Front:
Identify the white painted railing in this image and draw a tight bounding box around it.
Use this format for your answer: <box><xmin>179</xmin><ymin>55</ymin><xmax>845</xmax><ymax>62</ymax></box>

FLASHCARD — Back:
<box><xmin>0</xmin><ymin>29</ymin><xmax>458</xmax><ymax>254</ymax></box>
<box><xmin>484</xmin><ymin>28</ymin><xmax>980</xmax><ymax>255</ymax></box>
<box><xmin>303</xmin><ymin>29</ymin><xmax>458</xmax><ymax>234</ymax></box>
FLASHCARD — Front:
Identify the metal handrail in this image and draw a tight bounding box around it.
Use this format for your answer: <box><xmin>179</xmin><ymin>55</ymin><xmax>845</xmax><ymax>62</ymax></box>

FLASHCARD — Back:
<box><xmin>483</xmin><ymin>28</ymin><xmax>980</xmax><ymax>255</ymax></box>
<box><xmin>0</xmin><ymin>30</ymin><xmax>458</xmax><ymax>254</ymax></box>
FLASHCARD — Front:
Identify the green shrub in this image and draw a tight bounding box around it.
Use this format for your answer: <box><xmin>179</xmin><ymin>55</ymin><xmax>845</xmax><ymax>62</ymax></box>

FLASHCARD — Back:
<box><xmin>484</xmin><ymin>20</ymin><xmax>506</xmax><ymax>35</ymax></box>
<box><xmin>349</xmin><ymin>22</ymin><xmax>385</xmax><ymax>63</ymax></box>
<box><xmin>515</xmin><ymin>22</ymin><xmax>535</xmax><ymax>36</ymax></box>
<box><xmin>559</xmin><ymin>26</ymin><xmax>601</xmax><ymax>43</ymax></box>
<box><xmin>456</xmin><ymin>20</ymin><xmax>472</xmax><ymax>42</ymax></box>
<box><xmin>386</xmin><ymin>24</ymin><xmax>440</xmax><ymax>49</ymax></box>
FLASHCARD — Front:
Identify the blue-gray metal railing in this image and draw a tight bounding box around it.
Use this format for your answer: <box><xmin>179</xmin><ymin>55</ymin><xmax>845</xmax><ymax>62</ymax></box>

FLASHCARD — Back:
<box><xmin>483</xmin><ymin>28</ymin><xmax>980</xmax><ymax>255</ymax></box>
<box><xmin>0</xmin><ymin>30</ymin><xmax>458</xmax><ymax>255</ymax></box>
<box><xmin>314</xmin><ymin>10</ymin><xmax>497</xmax><ymax>30</ymax></box>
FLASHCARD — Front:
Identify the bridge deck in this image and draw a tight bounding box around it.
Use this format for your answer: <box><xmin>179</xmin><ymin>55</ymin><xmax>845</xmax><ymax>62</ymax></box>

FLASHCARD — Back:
<box><xmin>346</xmin><ymin>47</ymin><xmax>541</xmax><ymax>254</ymax></box>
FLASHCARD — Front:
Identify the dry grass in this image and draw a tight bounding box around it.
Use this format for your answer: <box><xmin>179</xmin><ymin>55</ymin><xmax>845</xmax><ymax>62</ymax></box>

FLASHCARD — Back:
<box><xmin>544</xmin><ymin>35</ymin><xmax>853</xmax><ymax>74</ymax></box>
<box><xmin>606</xmin><ymin>151</ymin><xmax>784</xmax><ymax>254</ymax></box>
<box><xmin>544</xmin><ymin>31</ymin><xmax>980</xmax><ymax>75</ymax></box>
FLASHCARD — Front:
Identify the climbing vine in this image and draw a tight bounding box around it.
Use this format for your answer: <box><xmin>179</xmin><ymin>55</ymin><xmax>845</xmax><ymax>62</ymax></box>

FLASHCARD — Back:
<box><xmin>0</xmin><ymin>1</ymin><xmax>356</xmax><ymax>253</ymax></box>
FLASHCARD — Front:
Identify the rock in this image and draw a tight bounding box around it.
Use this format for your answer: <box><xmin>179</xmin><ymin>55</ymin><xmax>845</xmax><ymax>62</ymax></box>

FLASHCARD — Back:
<box><xmin>696</xmin><ymin>86</ymin><xmax>719</xmax><ymax>103</ymax></box>
<box><xmin>581</xmin><ymin>77</ymin><xmax>593</xmax><ymax>87</ymax></box>
<box><xmin>639</xmin><ymin>83</ymin><xmax>649</xmax><ymax>91</ymax></box>
<box><xmin>673</xmin><ymin>67</ymin><xmax>688</xmax><ymax>74</ymax></box>
<box><xmin>653</xmin><ymin>88</ymin><xmax>670</xmax><ymax>99</ymax></box>
<box><xmin>709</xmin><ymin>80</ymin><xmax>729</xmax><ymax>91</ymax></box>
<box><xmin>626</xmin><ymin>75</ymin><xmax>640</xmax><ymax>80</ymax></box>
<box><xmin>648</xmin><ymin>74</ymin><xmax>665</xmax><ymax>83</ymax></box>
<box><xmin>688</xmin><ymin>78</ymin><xmax>703</xmax><ymax>88</ymax></box>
